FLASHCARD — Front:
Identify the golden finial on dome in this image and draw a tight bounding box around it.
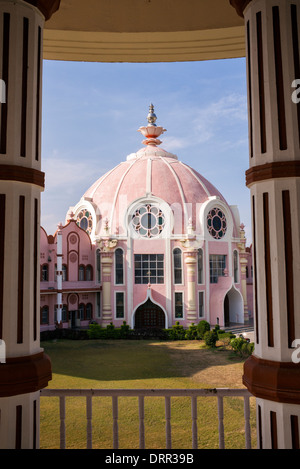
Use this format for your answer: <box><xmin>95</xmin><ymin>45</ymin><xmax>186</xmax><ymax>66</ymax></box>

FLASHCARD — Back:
<box><xmin>138</xmin><ymin>104</ymin><xmax>166</xmax><ymax>146</ymax></box>
<box><xmin>147</xmin><ymin>103</ymin><xmax>157</xmax><ymax>126</ymax></box>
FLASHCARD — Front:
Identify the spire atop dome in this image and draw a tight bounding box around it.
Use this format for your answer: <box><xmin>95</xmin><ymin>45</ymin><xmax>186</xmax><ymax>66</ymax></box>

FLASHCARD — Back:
<box><xmin>138</xmin><ymin>104</ymin><xmax>166</xmax><ymax>146</ymax></box>
<box><xmin>147</xmin><ymin>103</ymin><xmax>157</xmax><ymax>126</ymax></box>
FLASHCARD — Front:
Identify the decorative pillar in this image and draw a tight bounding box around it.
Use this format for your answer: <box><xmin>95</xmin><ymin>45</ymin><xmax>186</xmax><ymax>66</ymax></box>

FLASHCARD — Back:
<box><xmin>0</xmin><ymin>0</ymin><xmax>60</xmax><ymax>449</ymax></box>
<box><xmin>239</xmin><ymin>257</ymin><xmax>249</xmax><ymax>322</ymax></box>
<box><xmin>238</xmin><ymin>224</ymin><xmax>249</xmax><ymax>323</ymax></box>
<box><xmin>231</xmin><ymin>0</ymin><xmax>300</xmax><ymax>449</ymax></box>
<box><xmin>101</xmin><ymin>252</ymin><xmax>113</xmax><ymax>325</ymax></box>
<box><xmin>97</xmin><ymin>238</ymin><xmax>118</xmax><ymax>326</ymax></box>
<box><xmin>56</xmin><ymin>223</ymin><xmax>63</xmax><ymax>325</ymax></box>
<box><xmin>183</xmin><ymin>250</ymin><xmax>197</xmax><ymax>325</ymax></box>
<box><xmin>180</xmin><ymin>229</ymin><xmax>202</xmax><ymax>326</ymax></box>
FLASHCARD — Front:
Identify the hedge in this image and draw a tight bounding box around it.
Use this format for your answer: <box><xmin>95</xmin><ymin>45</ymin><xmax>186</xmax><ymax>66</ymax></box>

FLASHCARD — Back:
<box><xmin>40</xmin><ymin>320</ymin><xmax>249</xmax><ymax>348</ymax></box>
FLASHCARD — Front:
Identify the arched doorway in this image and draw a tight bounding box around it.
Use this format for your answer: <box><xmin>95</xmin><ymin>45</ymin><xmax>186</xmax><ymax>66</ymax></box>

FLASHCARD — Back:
<box><xmin>224</xmin><ymin>287</ymin><xmax>244</xmax><ymax>326</ymax></box>
<box><xmin>134</xmin><ymin>299</ymin><xmax>166</xmax><ymax>329</ymax></box>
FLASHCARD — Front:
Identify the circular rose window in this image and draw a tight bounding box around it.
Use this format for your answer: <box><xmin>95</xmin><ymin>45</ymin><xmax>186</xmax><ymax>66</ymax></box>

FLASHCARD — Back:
<box><xmin>76</xmin><ymin>209</ymin><xmax>93</xmax><ymax>235</ymax></box>
<box><xmin>207</xmin><ymin>208</ymin><xmax>227</xmax><ymax>239</ymax></box>
<box><xmin>132</xmin><ymin>204</ymin><xmax>165</xmax><ymax>238</ymax></box>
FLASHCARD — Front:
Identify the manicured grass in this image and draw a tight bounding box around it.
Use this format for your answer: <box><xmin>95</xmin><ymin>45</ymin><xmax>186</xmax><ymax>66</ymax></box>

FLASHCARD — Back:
<box><xmin>40</xmin><ymin>339</ymin><xmax>256</xmax><ymax>449</ymax></box>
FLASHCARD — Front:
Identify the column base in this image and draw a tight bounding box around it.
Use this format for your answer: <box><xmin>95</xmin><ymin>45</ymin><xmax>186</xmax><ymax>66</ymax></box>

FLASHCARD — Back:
<box><xmin>0</xmin><ymin>352</ymin><xmax>52</xmax><ymax>398</ymax></box>
<box><xmin>243</xmin><ymin>354</ymin><xmax>300</xmax><ymax>404</ymax></box>
<box><xmin>186</xmin><ymin>312</ymin><xmax>197</xmax><ymax>326</ymax></box>
<box><xmin>101</xmin><ymin>315</ymin><xmax>113</xmax><ymax>327</ymax></box>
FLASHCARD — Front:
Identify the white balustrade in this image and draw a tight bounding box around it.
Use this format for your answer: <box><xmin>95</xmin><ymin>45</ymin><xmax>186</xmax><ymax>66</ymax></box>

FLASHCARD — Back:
<box><xmin>40</xmin><ymin>388</ymin><xmax>253</xmax><ymax>449</ymax></box>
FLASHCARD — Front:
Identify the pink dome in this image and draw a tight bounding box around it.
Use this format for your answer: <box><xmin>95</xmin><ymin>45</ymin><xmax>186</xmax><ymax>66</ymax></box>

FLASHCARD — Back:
<box><xmin>72</xmin><ymin>105</ymin><xmax>236</xmax><ymax>238</ymax></box>
<box><xmin>83</xmin><ymin>145</ymin><xmax>227</xmax><ymax>235</ymax></box>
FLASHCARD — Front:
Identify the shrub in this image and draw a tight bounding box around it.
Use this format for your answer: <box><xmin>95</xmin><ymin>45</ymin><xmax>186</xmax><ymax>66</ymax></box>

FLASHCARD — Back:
<box><xmin>218</xmin><ymin>335</ymin><xmax>231</xmax><ymax>347</ymax></box>
<box><xmin>242</xmin><ymin>341</ymin><xmax>254</xmax><ymax>357</ymax></box>
<box><xmin>87</xmin><ymin>323</ymin><xmax>103</xmax><ymax>339</ymax></box>
<box><xmin>204</xmin><ymin>330</ymin><xmax>218</xmax><ymax>348</ymax></box>
<box><xmin>106</xmin><ymin>322</ymin><xmax>121</xmax><ymax>339</ymax></box>
<box><xmin>168</xmin><ymin>321</ymin><xmax>186</xmax><ymax>340</ymax></box>
<box><xmin>185</xmin><ymin>323</ymin><xmax>199</xmax><ymax>340</ymax></box>
<box><xmin>230</xmin><ymin>337</ymin><xmax>254</xmax><ymax>357</ymax></box>
<box><xmin>197</xmin><ymin>320</ymin><xmax>210</xmax><ymax>339</ymax></box>
<box><xmin>120</xmin><ymin>321</ymin><xmax>130</xmax><ymax>338</ymax></box>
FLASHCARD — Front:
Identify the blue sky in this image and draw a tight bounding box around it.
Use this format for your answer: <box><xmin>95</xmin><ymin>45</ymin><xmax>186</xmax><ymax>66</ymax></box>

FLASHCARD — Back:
<box><xmin>41</xmin><ymin>58</ymin><xmax>252</xmax><ymax>244</ymax></box>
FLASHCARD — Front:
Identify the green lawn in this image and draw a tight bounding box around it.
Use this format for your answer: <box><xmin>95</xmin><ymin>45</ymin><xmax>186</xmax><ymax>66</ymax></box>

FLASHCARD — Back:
<box><xmin>40</xmin><ymin>339</ymin><xmax>256</xmax><ymax>449</ymax></box>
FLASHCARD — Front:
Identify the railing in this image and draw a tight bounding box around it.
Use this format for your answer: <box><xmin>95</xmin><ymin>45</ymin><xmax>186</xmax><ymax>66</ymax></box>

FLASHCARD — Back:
<box><xmin>40</xmin><ymin>388</ymin><xmax>253</xmax><ymax>450</ymax></box>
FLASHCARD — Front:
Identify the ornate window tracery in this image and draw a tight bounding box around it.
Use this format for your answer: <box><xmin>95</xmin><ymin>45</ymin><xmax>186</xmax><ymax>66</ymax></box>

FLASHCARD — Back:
<box><xmin>76</xmin><ymin>209</ymin><xmax>93</xmax><ymax>235</ymax></box>
<box><xmin>207</xmin><ymin>208</ymin><xmax>227</xmax><ymax>239</ymax></box>
<box><xmin>131</xmin><ymin>204</ymin><xmax>165</xmax><ymax>238</ymax></box>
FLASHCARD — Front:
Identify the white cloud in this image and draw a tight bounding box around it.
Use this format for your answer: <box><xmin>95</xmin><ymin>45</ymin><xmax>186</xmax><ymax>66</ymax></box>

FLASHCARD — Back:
<box><xmin>164</xmin><ymin>93</ymin><xmax>248</xmax><ymax>150</ymax></box>
<box><xmin>161</xmin><ymin>136</ymin><xmax>188</xmax><ymax>151</ymax></box>
<box><xmin>192</xmin><ymin>93</ymin><xmax>247</xmax><ymax>138</ymax></box>
<box><xmin>41</xmin><ymin>151</ymin><xmax>109</xmax><ymax>234</ymax></box>
<box><xmin>42</xmin><ymin>152</ymin><xmax>101</xmax><ymax>194</ymax></box>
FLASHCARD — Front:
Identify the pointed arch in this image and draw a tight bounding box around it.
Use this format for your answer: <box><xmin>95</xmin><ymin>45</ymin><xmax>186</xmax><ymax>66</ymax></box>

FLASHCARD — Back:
<box><xmin>224</xmin><ymin>286</ymin><xmax>244</xmax><ymax>326</ymax></box>
<box><xmin>132</xmin><ymin>288</ymin><xmax>168</xmax><ymax>329</ymax></box>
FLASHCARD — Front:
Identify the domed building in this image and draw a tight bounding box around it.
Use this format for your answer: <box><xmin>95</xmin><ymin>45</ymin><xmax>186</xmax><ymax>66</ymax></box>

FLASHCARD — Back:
<box><xmin>40</xmin><ymin>105</ymin><xmax>253</xmax><ymax>332</ymax></box>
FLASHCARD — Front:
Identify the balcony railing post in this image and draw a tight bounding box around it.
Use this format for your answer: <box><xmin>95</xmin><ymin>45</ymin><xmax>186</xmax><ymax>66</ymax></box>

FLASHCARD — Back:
<box><xmin>191</xmin><ymin>396</ymin><xmax>198</xmax><ymax>449</ymax></box>
<box><xmin>59</xmin><ymin>396</ymin><xmax>66</xmax><ymax>450</ymax></box>
<box><xmin>86</xmin><ymin>395</ymin><xmax>92</xmax><ymax>449</ymax></box>
<box><xmin>112</xmin><ymin>396</ymin><xmax>119</xmax><ymax>449</ymax></box>
<box><xmin>139</xmin><ymin>396</ymin><xmax>145</xmax><ymax>449</ymax></box>
<box><xmin>217</xmin><ymin>395</ymin><xmax>225</xmax><ymax>449</ymax></box>
<box><xmin>244</xmin><ymin>395</ymin><xmax>251</xmax><ymax>449</ymax></box>
<box><xmin>165</xmin><ymin>396</ymin><xmax>172</xmax><ymax>449</ymax></box>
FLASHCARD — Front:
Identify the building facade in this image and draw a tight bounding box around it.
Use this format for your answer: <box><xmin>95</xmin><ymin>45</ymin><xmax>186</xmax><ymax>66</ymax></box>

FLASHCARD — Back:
<box><xmin>1</xmin><ymin>0</ymin><xmax>299</xmax><ymax>450</ymax></box>
<box><xmin>40</xmin><ymin>106</ymin><xmax>253</xmax><ymax>332</ymax></box>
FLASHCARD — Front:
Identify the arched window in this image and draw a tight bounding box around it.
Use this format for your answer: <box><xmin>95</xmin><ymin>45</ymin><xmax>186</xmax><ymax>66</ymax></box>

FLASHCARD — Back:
<box><xmin>96</xmin><ymin>249</ymin><xmax>101</xmax><ymax>283</ymax></box>
<box><xmin>41</xmin><ymin>305</ymin><xmax>49</xmax><ymax>324</ymax></box>
<box><xmin>198</xmin><ymin>291</ymin><xmax>204</xmax><ymax>318</ymax></box>
<box><xmin>78</xmin><ymin>265</ymin><xmax>85</xmax><ymax>281</ymax></box>
<box><xmin>173</xmin><ymin>248</ymin><xmax>182</xmax><ymax>284</ymax></box>
<box><xmin>233</xmin><ymin>250</ymin><xmax>239</xmax><ymax>283</ymax></box>
<box><xmin>62</xmin><ymin>304</ymin><xmax>68</xmax><ymax>322</ymax></box>
<box><xmin>116</xmin><ymin>292</ymin><xmax>125</xmax><ymax>319</ymax></box>
<box><xmin>62</xmin><ymin>265</ymin><xmax>68</xmax><ymax>281</ymax></box>
<box><xmin>115</xmin><ymin>248</ymin><xmax>124</xmax><ymax>285</ymax></box>
<box><xmin>86</xmin><ymin>303</ymin><xmax>92</xmax><ymax>320</ymax></box>
<box><xmin>79</xmin><ymin>303</ymin><xmax>85</xmax><ymax>320</ymax></box>
<box><xmin>96</xmin><ymin>292</ymin><xmax>101</xmax><ymax>318</ymax></box>
<box><xmin>174</xmin><ymin>292</ymin><xmax>183</xmax><ymax>318</ymax></box>
<box><xmin>86</xmin><ymin>265</ymin><xmax>93</xmax><ymax>281</ymax></box>
<box><xmin>41</xmin><ymin>264</ymin><xmax>48</xmax><ymax>281</ymax></box>
<box><xmin>197</xmin><ymin>249</ymin><xmax>203</xmax><ymax>284</ymax></box>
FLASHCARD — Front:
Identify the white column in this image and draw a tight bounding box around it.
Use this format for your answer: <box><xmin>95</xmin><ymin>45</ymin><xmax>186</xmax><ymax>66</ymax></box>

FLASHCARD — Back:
<box><xmin>56</xmin><ymin>225</ymin><xmax>62</xmax><ymax>324</ymax></box>
<box><xmin>231</xmin><ymin>0</ymin><xmax>300</xmax><ymax>449</ymax></box>
<box><xmin>184</xmin><ymin>251</ymin><xmax>197</xmax><ymax>325</ymax></box>
<box><xmin>101</xmin><ymin>251</ymin><xmax>113</xmax><ymax>325</ymax></box>
<box><xmin>0</xmin><ymin>0</ymin><xmax>59</xmax><ymax>449</ymax></box>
